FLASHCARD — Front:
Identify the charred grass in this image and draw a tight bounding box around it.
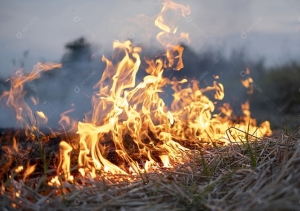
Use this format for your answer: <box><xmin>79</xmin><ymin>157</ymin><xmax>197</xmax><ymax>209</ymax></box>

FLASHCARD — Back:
<box><xmin>1</xmin><ymin>127</ymin><xmax>300</xmax><ymax>211</ymax></box>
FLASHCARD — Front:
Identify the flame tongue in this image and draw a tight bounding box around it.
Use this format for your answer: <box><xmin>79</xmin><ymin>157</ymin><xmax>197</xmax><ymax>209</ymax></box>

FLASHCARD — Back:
<box><xmin>0</xmin><ymin>62</ymin><xmax>61</xmax><ymax>136</ymax></box>
<box><xmin>77</xmin><ymin>39</ymin><xmax>189</xmax><ymax>174</ymax></box>
<box><xmin>64</xmin><ymin>0</ymin><xmax>271</xmax><ymax>175</ymax></box>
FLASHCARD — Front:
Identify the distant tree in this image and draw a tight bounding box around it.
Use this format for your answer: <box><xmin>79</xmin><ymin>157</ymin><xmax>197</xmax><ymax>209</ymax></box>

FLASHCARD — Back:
<box><xmin>263</xmin><ymin>62</ymin><xmax>300</xmax><ymax>113</ymax></box>
<box><xmin>62</xmin><ymin>37</ymin><xmax>92</xmax><ymax>64</ymax></box>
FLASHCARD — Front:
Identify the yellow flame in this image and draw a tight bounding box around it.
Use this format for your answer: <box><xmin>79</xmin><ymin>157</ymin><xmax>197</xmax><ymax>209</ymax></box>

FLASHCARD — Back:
<box><xmin>0</xmin><ymin>62</ymin><xmax>61</xmax><ymax>137</ymax></box>
<box><xmin>15</xmin><ymin>165</ymin><xmax>24</xmax><ymax>173</ymax></box>
<box><xmin>36</xmin><ymin>111</ymin><xmax>48</xmax><ymax>124</ymax></box>
<box><xmin>57</xmin><ymin>141</ymin><xmax>73</xmax><ymax>180</ymax></box>
<box><xmin>0</xmin><ymin>1</ymin><xmax>272</xmax><ymax>182</ymax></box>
<box><xmin>23</xmin><ymin>162</ymin><xmax>36</xmax><ymax>181</ymax></box>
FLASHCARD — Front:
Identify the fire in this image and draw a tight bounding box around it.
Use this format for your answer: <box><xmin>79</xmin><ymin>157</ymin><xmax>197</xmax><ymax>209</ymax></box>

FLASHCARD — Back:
<box><xmin>57</xmin><ymin>141</ymin><xmax>73</xmax><ymax>181</ymax></box>
<box><xmin>14</xmin><ymin>165</ymin><xmax>24</xmax><ymax>173</ymax></box>
<box><xmin>0</xmin><ymin>0</ymin><xmax>271</xmax><ymax>183</ymax></box>
<box><xmin>23</xmin><ymin>162</ymin><xmax>36</xmax><ymax>181</ymax></box>
<box><xmin>0</xmin><ymin>62</ymin><xmax>61</xmax><ymax>136</ymax></box>
<box><xmin>241</xmin><ymin>67</ymin><xmax>254</xmax><ymax>94</ymax></box>
<box><xmin>36</xmin><ymin>111</ymin><xmax>48</xmax><ymax>124</ymax></box>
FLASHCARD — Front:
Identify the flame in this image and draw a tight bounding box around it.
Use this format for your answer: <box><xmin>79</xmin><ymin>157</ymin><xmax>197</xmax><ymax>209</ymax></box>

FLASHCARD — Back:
<box><xmin>155</xmin><ymin>0</ymin><xmax>190</xmax><ymax>33</ymax></box>
<box><xmin>36</xmin><ymin>111</ymin><xmax>48</xmax><ymax>124</ymax></box>
<box><xmin>0</xmin><ymin>62</ymin><xmax>61</xmax><ymax>136</ymax></box>
<box><xmin>23</xmin><ymin>162</ymin><xmax>36</xmax><ymax>181</ymax></box>
<box><xmin>48</xmin><ymin>176</ymin><xmax>60</xmax><ymax>186</ymax></box>
<box><xmin>57</xmin><ymin>141</ymin><xmax>73</xmax><ymax>180</ymax></box>
<box><xmin>155</xmin><ymin>1</ymin><xmax>190</xmax><ymax>70</ymax></box>
<box><xmin>15</xmin><ymin>165</ymin><xmax>24</xmax><ymax>173</ymax></box>
<box><xmin>0</xmin><ymin>0</ymin><xmax>272</xmax><ymax>182</ymax></box>
<box><xmin>241</xmin><ymin>67</ymin><xmax>254</xmax><ymax>94</ymax></box>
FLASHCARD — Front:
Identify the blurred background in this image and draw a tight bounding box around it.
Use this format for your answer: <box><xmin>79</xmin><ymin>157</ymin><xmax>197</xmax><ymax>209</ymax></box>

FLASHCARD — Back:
<box><xmin>0</xmin><ymin>0</ymin><xmax>299</xmax><ymax>132</ymax></box>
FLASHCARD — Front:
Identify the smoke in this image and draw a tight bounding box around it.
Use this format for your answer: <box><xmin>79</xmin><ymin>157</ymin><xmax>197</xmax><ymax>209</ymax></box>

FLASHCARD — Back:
<box><xmin>0</xmin><ymin>36</ymin><xmax>258</xmax><ymax>130</ymax></box>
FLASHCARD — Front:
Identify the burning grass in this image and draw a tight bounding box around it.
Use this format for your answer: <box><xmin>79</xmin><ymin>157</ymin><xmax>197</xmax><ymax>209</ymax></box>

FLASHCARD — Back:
<box><xmin>1</xmin><ymin>127</ymin><xmax>300</xmax><ymax>211</ymax></box>
<box><xmin>0</xmin><ymin>1</ymin><xmax>296</xmax><ymax>210</ymax></box>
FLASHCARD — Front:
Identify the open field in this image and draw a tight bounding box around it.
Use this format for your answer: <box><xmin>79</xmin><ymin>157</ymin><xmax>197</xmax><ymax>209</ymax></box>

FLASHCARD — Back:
<box><xmin>1</xmin><ymin>127</ymin><xmax>300</xmax><ymax>211</ymax></box>
<box><xmin>0</xmin><ymin>1</ymin><xmax>299</xmax><ymax>210</ymax></box>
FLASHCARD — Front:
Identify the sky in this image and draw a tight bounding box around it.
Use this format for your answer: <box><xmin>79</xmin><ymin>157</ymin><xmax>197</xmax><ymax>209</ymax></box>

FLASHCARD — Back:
<box><xmin>0</xmin><ymin>0</ymin><xmax>300</xmax><ymax>78</ymax></box>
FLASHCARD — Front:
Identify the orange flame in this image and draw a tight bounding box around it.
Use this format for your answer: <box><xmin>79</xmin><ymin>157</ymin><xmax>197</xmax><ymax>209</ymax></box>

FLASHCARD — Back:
<box><xmin>57</xmin><ymin>141</ymin><xmax>73</xmax><ymax>180</ymax></box>
<box><xmin>0</xmin><ymin>0</ymin><xmax>272</xmax><ymax>182</ymax></box>
<box><xmin>0</xmin><ymin>62</ymin><xmax>61</xmax><ymax>136</ymax></box>
<box><xmin>23</xmin><ymin>162</ymin><xmax>36</xmax><ymax>181</ymax></box>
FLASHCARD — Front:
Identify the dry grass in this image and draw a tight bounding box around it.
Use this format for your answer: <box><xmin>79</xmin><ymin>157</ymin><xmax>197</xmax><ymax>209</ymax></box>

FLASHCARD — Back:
<box><xmin>1</xmin><ymin>127</ymin><xmax>300</xmax><ymax>211</ymax></box>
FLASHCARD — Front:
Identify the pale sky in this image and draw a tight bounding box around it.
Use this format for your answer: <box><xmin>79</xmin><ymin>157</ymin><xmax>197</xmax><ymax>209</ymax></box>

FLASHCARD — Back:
<box><xmin>0</xmin><ymin>0</ymin><xmax>300</xmax><ymax>77</ymax></box>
